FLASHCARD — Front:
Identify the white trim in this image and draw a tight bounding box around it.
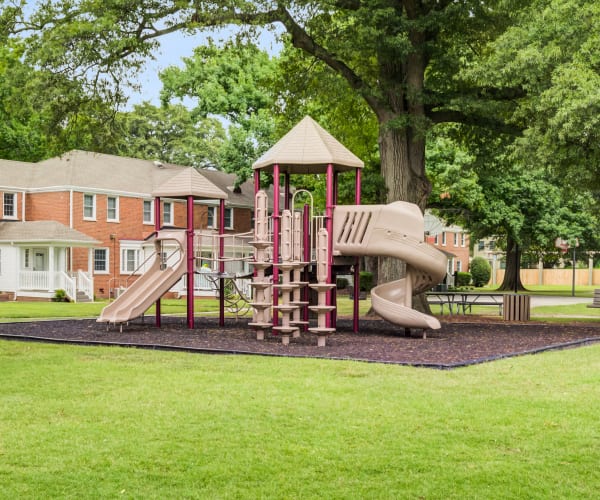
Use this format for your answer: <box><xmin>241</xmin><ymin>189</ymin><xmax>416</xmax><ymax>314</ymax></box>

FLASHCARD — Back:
<box><xmin>143</xmin><ymin>199</ymin><xmax>154</xmax><ymax>225</ymax></box>
<box><xmin>163</xmin><ymin>201</ymin><xmax>174</xmax><ymax>225</ymax></box>
<box><xmin>224</xmin><ymin>207</ymin><xmax>234</xmax><ymax>230</ymax></box>
<box><xmin>207</xmin><ymin>206</ymin><xmax>217</xmax><ymax>228</ymax></box>
<box><xmin>93</xmin><ymin>247</ymin><xmax>110</xmax><ymax>274</ymax></box>
<box><xmin>83</xmin><ymin>193</ymin><xmax>96</xmax><ymax>221</ymax></box>
<box><xmin>107</xmin><ymin>195</ymin><xmax>119</xmax><ymax>222</ymax></box>
<box><xmin>2</xmin><ymin>192</ymin><xmax>18</xmax><ymax>219</ymax></box>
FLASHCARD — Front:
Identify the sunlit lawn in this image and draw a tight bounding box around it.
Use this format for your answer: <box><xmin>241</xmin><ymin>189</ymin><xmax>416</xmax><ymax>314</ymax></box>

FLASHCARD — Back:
<box><xmin>1</xmin><ymin>287</ymin><xmax>598</xmax><ymax>323</ymax></box>
<box><xmin>1</xmin><ymin>340</ymin><xmax>598</xmax><ymax>498</ymax></box>
<box><xmin>0</xmin><ymin>296</ymin><xmax>373</xmax><ymax>321</ymax></box>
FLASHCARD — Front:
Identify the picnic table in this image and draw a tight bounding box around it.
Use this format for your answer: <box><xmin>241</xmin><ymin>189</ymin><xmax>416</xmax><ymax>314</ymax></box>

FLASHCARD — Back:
<box><xmin>426</xmin><ymin>291</ymin><xmax>505</xmax><ymax>316</ymax></box>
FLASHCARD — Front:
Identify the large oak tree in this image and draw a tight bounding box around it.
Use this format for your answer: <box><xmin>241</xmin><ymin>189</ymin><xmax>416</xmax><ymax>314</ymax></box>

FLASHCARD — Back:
<box><xmin>5</xmin><ymin>0</ymin><xmax>529</xmax><ymax>282</ymax></box>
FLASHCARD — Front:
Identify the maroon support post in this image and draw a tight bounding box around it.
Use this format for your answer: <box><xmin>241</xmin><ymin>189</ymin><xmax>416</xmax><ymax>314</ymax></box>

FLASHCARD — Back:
<box><xmin>325</xmin><ymin>164</ymin><xmax>334</xmax><ymax>328</ymax></box>
<box><xmin>187</xmin><ymin>195</ymin><xmax>195</xmax><ymax>329</ymax></box>
<box><xmin>272</xmin><ymin>164</ymin><xmax>280</xmax><ymax>327</ymax></box>
<box><xmin>219</xmin><ymin>199</ymin><xmax>226</xmax><ymax>327</ymax></box>
<box><xmin>353</xmin><ymin>168</ymin><xmax>361</xmax><ymax>333</ymax></box>
<box><xmin>154</xmin><ymin>197</ymin><xmax>161</xmax><ymax>327</ymax></box>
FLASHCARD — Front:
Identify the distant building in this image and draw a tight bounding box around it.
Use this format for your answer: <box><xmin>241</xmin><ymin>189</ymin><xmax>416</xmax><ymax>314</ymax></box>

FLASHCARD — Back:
<box><xmin>425</xmin><ymin>212</ymin><xmax>470</xmax><ymax>284</ymax></box>
<box><xmin>0</xmin><ymin>151</ymin><xmax>256</xmax><ymax>301</ymax></box>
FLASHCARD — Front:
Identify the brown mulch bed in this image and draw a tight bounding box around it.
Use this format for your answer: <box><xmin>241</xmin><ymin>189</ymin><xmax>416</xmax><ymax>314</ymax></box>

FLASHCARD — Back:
<box><xmin>1</xmin><ymin>316</ymin><xmax>599</xmax><ymax>368</ymax></box>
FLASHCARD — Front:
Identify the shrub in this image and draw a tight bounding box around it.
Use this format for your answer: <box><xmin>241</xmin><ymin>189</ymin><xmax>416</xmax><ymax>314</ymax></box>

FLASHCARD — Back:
<box><xmin>336</xmin><ymin>277</ymin><xmax>349</xmax><ymax>290</ymax></box>
<box><xmin>470</xmin><ymin>257</ymin><xmax>492</xmax><ymax>287</ymax></box>
<box><xmin>52</xmin><ymin>289</ymin><xmax>69</xmax><ymax>302</ymax></box>
<box><xmin>456</xmin><ymin>272</ymin><xmax>472</xmax><ymax>287</ymax></box>
<box><xmin>359</xmin><ymin>271</ymin><xmax>374</xmax><ymax>292</ymax></box>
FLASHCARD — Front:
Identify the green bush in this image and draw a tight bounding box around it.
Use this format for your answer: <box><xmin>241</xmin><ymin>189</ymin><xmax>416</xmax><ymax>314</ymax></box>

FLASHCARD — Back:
<box><xmin>470</xmin><ymin>257</ymin><xmax>492</xmax><ymax>287</ymax></box>
<box><xmin>52</xmin><ymin>289</ymin><xmax>69</xmax><ymax>302</ymax></box>
<box><xmin>359</xmin><ymin>271</ymin><xmax>374</xmax><ymax>292</ymax></box>
<box><xmin>456</xmin><ymin>272</ymin><xmax>472</xmax><ymax>287</ymax></box>
<box><xmin>336</xmin><ymin>277</ymin><xmax>349</xmax><ymax>289</ymax></box>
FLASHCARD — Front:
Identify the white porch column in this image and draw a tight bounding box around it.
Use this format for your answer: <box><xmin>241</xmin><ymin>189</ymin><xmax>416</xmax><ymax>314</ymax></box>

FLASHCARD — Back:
<box><xmin>88</xmin><ymin>248</ymin><xmax>93</xmax><ymax>273</ymax></box>
<box><xmin>48</xmin><ymin>246</ymin><xmax>55</xmax><ymax>292</ymax></box>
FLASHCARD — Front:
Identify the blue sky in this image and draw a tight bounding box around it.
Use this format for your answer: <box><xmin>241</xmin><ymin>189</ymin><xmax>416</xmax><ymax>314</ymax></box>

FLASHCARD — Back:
<box><xmin>128</xmin><ymin>27</ymin><xmax>282</xmax><ymax>108</ymax></box>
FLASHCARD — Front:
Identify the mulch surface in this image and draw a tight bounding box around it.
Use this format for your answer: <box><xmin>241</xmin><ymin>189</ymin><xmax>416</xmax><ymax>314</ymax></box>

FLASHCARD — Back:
<box><xmin>1</xmin><ymin>315</ymin><xmax>599</xmax><ymax>368</ymax></box>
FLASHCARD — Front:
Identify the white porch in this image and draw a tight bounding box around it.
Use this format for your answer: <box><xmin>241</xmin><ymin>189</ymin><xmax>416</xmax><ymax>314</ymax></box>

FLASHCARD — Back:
<box><xmin>16</xmin><ymin>246</ymin><xmax>95</xmax><ymax>302</ymax></box>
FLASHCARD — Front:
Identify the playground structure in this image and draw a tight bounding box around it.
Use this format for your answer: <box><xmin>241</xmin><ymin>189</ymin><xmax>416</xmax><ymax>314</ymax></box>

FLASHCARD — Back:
<box><xmin>98</xmin><ymin>116</ymin><xmax>447</xmax><ymax>343</ymax></box>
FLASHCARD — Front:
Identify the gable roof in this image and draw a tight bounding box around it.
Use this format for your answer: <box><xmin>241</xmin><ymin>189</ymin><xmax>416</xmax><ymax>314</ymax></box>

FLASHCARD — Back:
<box><xmin>0</xmin><ymin>150</ymin><xmax>257</xmax><ymax>208</ymax></box>
<box><xmin>0</xmin><ymin>221</ymin><xmax>100</xmax><ymax>246</ymax></box>
<box><xmin>252</xmin><ymin>116</ymin><xmax>364</xmax><ymax>174</ymax></box>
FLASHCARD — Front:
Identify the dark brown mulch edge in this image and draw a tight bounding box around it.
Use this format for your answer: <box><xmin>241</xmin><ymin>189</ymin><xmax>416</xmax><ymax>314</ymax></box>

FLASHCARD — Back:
<box><xmin>0</xmin><ymin>316</ymin><xmax>599</xmax><ymax>369</ymax></box>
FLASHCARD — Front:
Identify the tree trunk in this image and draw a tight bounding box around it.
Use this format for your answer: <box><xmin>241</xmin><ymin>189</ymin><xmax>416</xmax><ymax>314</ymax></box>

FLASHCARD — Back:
<box><xmin>498</xmin><ymin>237</ymin><xmax>527</xmax><ymax>292</ymax></box>
<box><xmin>377</xmin><ymin>121</ymin><xmax>432</xmax><ymax>284</ymax></box>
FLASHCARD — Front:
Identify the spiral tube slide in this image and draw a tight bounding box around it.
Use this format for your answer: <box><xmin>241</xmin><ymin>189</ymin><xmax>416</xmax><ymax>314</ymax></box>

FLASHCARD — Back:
<box><xmin>332</xmin><ymin>202</ymin><xmax>447</xmax><ymax>329</ymax></box>
<box><xmin>97</xmin><ymin>230</ymin><xmax>188</xmax><ymax>325</ymax></box>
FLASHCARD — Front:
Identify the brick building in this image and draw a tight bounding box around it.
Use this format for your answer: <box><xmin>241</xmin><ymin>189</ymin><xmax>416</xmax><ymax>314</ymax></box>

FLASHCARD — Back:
<box><xmin>424</xmin><ymin>211</ymin><xmax>470</xmax><ymax>285</ymax></box>
<box><xmin>0</xmin><ymin>151</ymin><xmax>255</xmax><ymax>300</ymax></box>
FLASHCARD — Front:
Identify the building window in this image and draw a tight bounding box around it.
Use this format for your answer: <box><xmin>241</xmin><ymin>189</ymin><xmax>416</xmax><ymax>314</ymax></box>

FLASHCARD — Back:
<box><xmin>143</xmin><ymin>200</ymin><xmax>154</xmax><ymax>225</ymax></box>
<box><xmin>441</xmin><ymin>232</ymin><xmax>447</xmax><ymax>246</ymax></box>
<box><xmin>121</xmin><ymin>248</ymin><xmax>141</xmax><ymax>273</ymax></box>
<box><xmin>224</xmin><ymin>207</ymin><xmax>233</xmax><ymax>229</ymax></box>
<box><xmin>433</xmin><ymin>234</ymin><xmax>439</xmax><ymax>245</ymax></box>
<box><xmin>83</xmin><ymin>194</ymin><xmax>96</xmax><ymax>220</ymax></box>
<box><xmin>94</xmin><ymin>248</ymin><xmax>109</xmax><ymax>273</ymax></box>
<box><xmin>478</xmin><ymin>240</ymin><xmax>485</xmax><ymax>251</ymax></box>
<box><xmin>3</xmin><ymin>193</ymin><xmax>16</xmax><ymax>219</ymax></box>
<box><xmin>489</xmin><ymin>240</ymin><xmax>496</xmax><ymax>251</ymax></box>
<box><xmin>207</xmin><ymin>206</ymin><xmax>217</xmax><ymax>228</ymax></box>
<box><xmin>163</xmin><ymin>202</ymin><xmax>174</xmax><ymax>225</ymax></box>
<box><xmin>107</xmin><ymin>196</ymin><xmax>119</xmax><ymax>221</ymax></box>
<box><xmin>453</xmin><ymin>232</ymin><xmax>459</xmax><ymax>246</ymax></box>
<box><xmin>206</xmin><ymin>206</ymin><xmax>232</xmax><ymax>229</ymax></box>
<box><xmin>457</xmin><ymin>260</ymin><xmax>463</xmax><ymax>272</ymax></box>
<box><xmin>461</xmin><ymin>233</ymin><xmax>466</xmax><ymax>247</ymax></box>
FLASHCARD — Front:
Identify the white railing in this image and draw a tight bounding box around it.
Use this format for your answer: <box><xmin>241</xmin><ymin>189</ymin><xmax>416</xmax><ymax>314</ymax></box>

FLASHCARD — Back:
<box><xmin>19</xmin><ymin>271</ymin><xmax>49</xmax><ymax>290</ymax></box>
<box><xmin>77</xmin><ymin>270</ymin><xmax>94</xmax><ymax>300</ymax></box>
<box><xmin>56</xmin><ymin>272</ymin><xmax>77</xmax><ymax>302</ymax></box>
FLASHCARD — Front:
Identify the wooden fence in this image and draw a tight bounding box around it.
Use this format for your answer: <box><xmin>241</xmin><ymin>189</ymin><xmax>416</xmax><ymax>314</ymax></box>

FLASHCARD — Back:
<box><xmin>494</xmin><ymin>268</ymin><xmax>600</xmax><ymax>286</ymax></box>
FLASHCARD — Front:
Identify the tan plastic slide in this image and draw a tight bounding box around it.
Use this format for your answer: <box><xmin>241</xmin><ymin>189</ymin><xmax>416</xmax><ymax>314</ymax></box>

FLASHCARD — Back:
<box><xmin>333</xmin><ymin>202</ymin><xmax>447</xmax><ymax>329</ymax></box>
<box><xmin>97</xmin><ymin>230</ymin><xmax>188</xmax><ymax>325</ymax></box>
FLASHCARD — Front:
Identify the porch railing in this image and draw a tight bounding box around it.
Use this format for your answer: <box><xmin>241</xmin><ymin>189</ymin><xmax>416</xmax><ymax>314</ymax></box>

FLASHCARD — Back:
<box><xmin>19</xmin><ymin>271</ymin><xmax>49</xmax><ymax>291</ymax></box>
<box><xmin>55</xmin><ymin>272</ymin><xmax>76</xmax><ymax>302</ymax></box>
<box><xmin>18</xmin><ymin>270</ymin><xmax>89</xmax><ymax>302</ymax></box>
<box><xmin>77</xmin><ymin>270</ymin><xmax>94</xmax><ymax>300</ymax></box>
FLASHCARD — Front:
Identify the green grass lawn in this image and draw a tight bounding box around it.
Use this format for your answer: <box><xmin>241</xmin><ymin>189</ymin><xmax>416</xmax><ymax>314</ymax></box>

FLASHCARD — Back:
<box><xmin>0</xmin><ymin>296</ymin><xmax>373</xmax><ymax>321</ymax></box>
<box><xmin>1</xmin><ymin>288</ymin><xmax>598</xmax><ymax>322</ymax></box>
<box><xmin>1</xmin><ymin>341</ymin><xmax>598</xmax><ymax>498</ymax></box>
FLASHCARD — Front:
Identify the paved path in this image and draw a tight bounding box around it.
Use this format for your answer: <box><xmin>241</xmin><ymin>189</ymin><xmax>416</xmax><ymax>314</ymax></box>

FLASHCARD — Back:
<box><xmin>529</xmin><ymin>295</ymin><xmax>593</xmax><ymax>307</ymax></box>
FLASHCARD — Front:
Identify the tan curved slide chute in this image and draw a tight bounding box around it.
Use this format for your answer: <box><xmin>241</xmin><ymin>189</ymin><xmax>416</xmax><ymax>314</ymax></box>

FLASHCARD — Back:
<box><xmin>333</xmin><ymin>202</ymin><xmax>447</xmax><ymax>329</ymax></box>
<box><xmin>97</xmin><ymin>230</ymin><xmax>188</xmax><ymax>325</ymax></box>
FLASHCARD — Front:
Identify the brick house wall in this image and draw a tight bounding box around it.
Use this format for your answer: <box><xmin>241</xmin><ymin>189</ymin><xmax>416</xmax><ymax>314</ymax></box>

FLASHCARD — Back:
<box><xmin>427</xmin><ymin>230</ymin><xmax>470</xmax><ymax>276</ymax></box>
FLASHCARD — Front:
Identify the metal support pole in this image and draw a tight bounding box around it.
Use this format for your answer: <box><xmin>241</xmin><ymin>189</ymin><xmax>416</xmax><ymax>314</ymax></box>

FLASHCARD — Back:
<box><xmin>154</xmin><ymin>197</ymin><xmax>161</xmax><ymax>327</ymax></box>
<box><xmin>272</xmin><ymin>164</ymin><xmax>280</xmax><ymax>327</ymax></box>
<box><xmin>325</xmin><ymin>164</ymin><xmax>334</xmax><ymax>328</ymax></box>
<box><xmin>572</xmin><ymin>246</ymin><xmax>576</xmax><ymax>297</ymax></box>
<box><xmin>187</xmin><ymin>195</ymin><xmax>195</xmax><ymax>329</ymax></box>
<box><xmin>353</xmin><ymin>168</ymin><xmax>361</xmax><ymax>333</ymax></box>
<box><xmin>219</xmin><ymin>199</ymin><xmax>226</xmax><ymax>326</ymax></box>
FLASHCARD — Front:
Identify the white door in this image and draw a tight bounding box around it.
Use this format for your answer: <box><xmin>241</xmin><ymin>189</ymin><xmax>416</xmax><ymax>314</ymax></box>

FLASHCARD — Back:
<box><xmin>33</xmin><ymin>250</ymin><xmax>47</xmax><ymax>271</ymax></box>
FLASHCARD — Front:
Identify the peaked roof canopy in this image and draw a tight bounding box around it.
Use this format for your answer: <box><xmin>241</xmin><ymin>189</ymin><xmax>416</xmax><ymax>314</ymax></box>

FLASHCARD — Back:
<box><xmin>252</xmin><ymin>116</ymin><xmax>364</xmax><ymax>174</ymax></box>
<box><xmin>152</xmin><ymin>167</ymin><xmax>228</xmax><ymax>200</ymax></box>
